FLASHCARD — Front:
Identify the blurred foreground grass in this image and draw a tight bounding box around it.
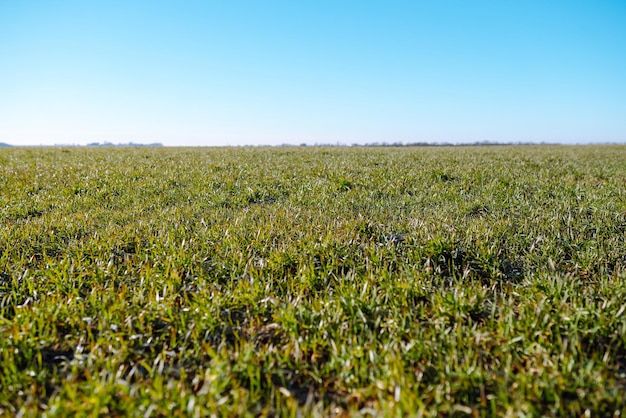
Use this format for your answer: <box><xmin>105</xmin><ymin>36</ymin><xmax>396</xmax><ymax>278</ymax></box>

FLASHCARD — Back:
<box><xmin>1</xmin><ymin>145</ymin><xmax>625</xmax><ymax>416</ymax></box>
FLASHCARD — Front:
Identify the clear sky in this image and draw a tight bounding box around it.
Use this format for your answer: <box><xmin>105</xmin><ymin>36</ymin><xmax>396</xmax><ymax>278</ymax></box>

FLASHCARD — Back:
<box><xmin>1</xmin><ymin>1</ymin><xmax>625</xmax><ymax>146</ymax></box>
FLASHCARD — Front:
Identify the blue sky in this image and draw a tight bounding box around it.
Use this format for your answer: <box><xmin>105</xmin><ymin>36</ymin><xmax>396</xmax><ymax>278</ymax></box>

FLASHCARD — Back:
<box><xmin>1</xmin><ymin>1</ymin><xmax>625</xmax><ymax>146</ymax></box>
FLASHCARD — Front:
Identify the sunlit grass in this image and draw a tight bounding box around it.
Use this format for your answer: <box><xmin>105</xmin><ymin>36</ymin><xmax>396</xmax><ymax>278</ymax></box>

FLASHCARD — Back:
<box><xmin>1</xmin><ymin>145</ymin><xmax>625</xmax><ymax>416</ymax></box>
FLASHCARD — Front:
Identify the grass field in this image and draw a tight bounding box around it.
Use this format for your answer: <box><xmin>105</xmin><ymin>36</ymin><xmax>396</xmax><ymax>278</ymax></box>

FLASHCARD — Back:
<box><xmin>1</xmin><ymin>145</ymin><xmax>625</xmax><ymax>416</ymax></box>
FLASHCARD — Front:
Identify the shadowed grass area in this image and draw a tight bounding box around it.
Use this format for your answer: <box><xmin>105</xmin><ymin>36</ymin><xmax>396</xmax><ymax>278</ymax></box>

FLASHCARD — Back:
<box><xmin>1</xmin><ymin>145</ymin><xmax>625</xmax><ymax>416</ymax></box>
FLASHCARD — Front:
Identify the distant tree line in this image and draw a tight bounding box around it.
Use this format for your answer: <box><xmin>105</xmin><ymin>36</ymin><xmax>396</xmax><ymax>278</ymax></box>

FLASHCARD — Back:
<box><xmin>285</xmin><ymin>141</ymin><xmax>562</xmax><ymax>147</ymax></box>
<box><xmin>355</xmin><ymin>140</ymin><xmax>561</xmax><ymax>147</ymax></box>
<box><xmin>86</xmin><ymin>142</ymin><xmax>163</xmax><ymax>147</ymax></box>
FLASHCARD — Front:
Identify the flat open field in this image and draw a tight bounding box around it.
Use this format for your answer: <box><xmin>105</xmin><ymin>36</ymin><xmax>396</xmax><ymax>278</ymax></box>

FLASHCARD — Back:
<box><xmin>1</xmin><ymin>146</ymin><xmax>625</xmax><ymax>416</ymax></box>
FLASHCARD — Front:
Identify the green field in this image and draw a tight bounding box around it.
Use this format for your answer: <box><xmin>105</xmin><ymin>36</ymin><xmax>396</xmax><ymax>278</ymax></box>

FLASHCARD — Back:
<box><xmin>1</xmin><ymin>146</ymin><xmax>625</xmax><ymax>416</ymax></box>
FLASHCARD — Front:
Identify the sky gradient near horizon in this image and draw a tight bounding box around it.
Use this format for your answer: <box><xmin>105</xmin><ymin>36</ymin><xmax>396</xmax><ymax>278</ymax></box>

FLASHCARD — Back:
<box><xmin>1</xmin><ymin>1</ymin><xmax>625</xmax><ymax>146</ymax></box>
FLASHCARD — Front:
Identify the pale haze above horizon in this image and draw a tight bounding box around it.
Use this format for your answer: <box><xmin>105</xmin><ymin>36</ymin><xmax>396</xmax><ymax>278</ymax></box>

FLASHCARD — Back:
<box><xmin>1</xmin><ymin>1</ymin><xmax>625</xmax><ymax>146</ymax></box>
